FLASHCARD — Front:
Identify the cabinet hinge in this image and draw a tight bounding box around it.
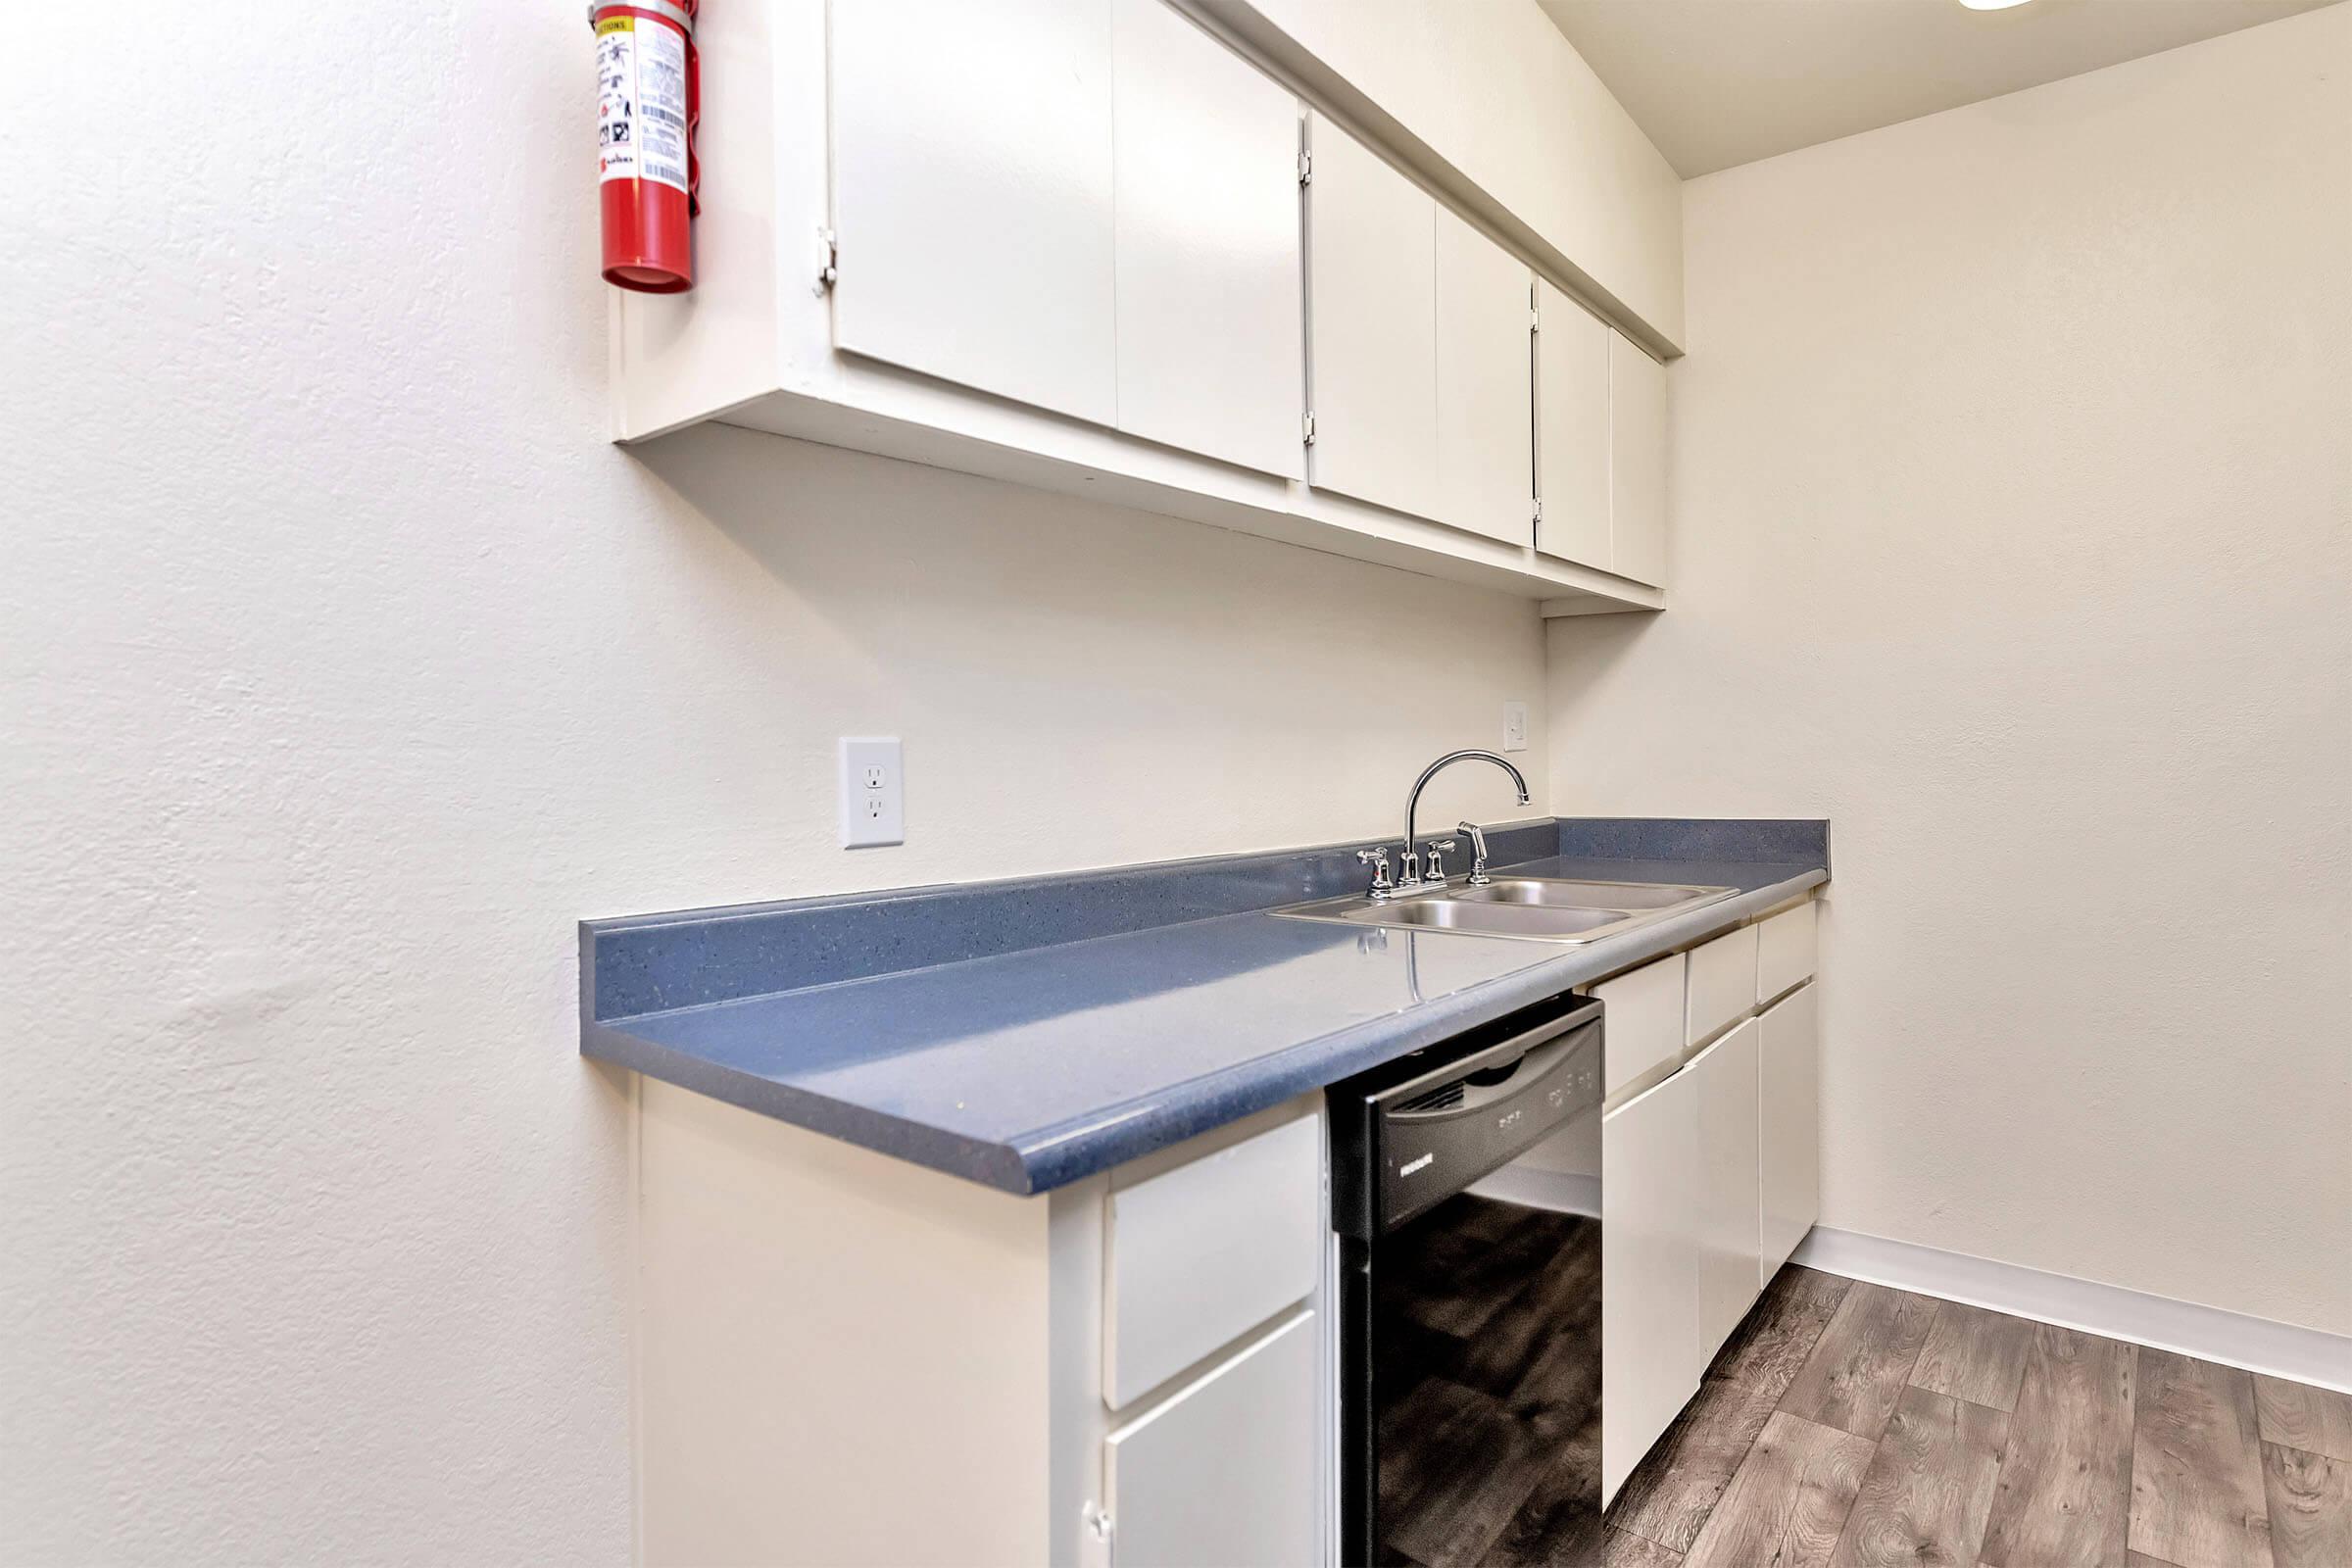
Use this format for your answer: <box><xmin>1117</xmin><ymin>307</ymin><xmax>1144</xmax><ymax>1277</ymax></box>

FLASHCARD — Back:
<box><xmin>1531</xmin><ymin>304</ymin><xmax>1542</xmax><ymax>333</ymax></box>
<box><xmin>1081</xmin><ymin>1500</ymin><xmax>1114</xmax><ymax>1568</ymax></box>
<box><xmin>814</xmin><ymin>226</ymin><xmax>840</xmax><ymax>293</ymax></box>
<box><xmin>1298</xmin><ymin>149</ymin><xmax>1313</xmax><ymax>185</ymax></box>
<box><xmin>1533</xmin><ymin>496</ymin><xmax>1544</xmax><ymax>524</ymax></box>
<box><xmin>1302</xmin><ymin>410</ymin><xmax>1316</xmax><ymax>446</ymax></box>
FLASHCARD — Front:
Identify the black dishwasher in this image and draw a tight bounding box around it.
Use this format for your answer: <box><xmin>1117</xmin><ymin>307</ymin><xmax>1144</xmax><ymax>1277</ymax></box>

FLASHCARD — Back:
<box><xmin>1328</xmin><ymin>994</ymin><xmax>1606</xmax><ymax>1568</ymax></box>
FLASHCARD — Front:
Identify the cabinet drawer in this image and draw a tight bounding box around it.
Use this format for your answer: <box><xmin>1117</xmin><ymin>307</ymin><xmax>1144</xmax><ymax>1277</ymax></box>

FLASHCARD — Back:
<box><xmin>1591</xmin><ymin>951</ymin><xmax>1687</xmax><ymax>1102</ymax></box>
<box><xmin>1103</xmin><ymin>1112</ymin><xmax>1322</xmax><ymax>1408</ymax></box>
<box><xmin>1756</xmin><ymin>900</ymin><xmax>1817</xmax><ymax>1004</ymax></box>
<box><xmin>1685</xmin><ymin>923</ymin><xmax>1760</xmax><ymax>1049</ymax></box>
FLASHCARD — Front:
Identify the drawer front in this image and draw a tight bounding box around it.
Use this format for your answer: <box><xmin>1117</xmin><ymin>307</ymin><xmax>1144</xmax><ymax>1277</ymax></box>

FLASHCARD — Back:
<box><xmin>1592</xmin><ymin>951</ymin><xmax>1687</xmax><ymax>1102</ymax></box>
<box><xmin>1686</xmin><ymin>923</ymin><xmax>1761</xmax><ymax>1049</ymax></box>
<box><xmin>1103</xmin><ymin>1112</ymin><xmax>1323</xmax><ymax>1408</ymax></box>
<box><xmin>1756</xmin><ymin>899</ymin><xmax>1817</xmax><ymax>1004</ymax></box>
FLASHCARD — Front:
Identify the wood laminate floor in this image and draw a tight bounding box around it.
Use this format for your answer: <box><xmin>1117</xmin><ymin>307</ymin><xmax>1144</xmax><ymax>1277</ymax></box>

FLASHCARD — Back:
<box><xmin>1378</xmin><ymin>1197</ymin><xmax>2352</xmax><ymax>1568</ymax></box>
<box><xmin>1608</xmin><ymin>1263</ymin><xmax>2352</xmax><ymax>1568</ymax></box>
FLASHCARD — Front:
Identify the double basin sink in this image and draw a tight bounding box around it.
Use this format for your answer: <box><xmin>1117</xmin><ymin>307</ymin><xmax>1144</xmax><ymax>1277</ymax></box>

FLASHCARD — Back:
<box><xmin>1273</xmin><ymin>876</ymin><xmax>1736</xmax><ymax>945</ymax></box>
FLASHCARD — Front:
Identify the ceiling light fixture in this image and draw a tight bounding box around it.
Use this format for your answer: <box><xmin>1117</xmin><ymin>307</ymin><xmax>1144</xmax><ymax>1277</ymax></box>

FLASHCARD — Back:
<box><xmin>1957</xmin><ymin>0</ymin><xmax>2035</xmax><ymax>9</ymax></box>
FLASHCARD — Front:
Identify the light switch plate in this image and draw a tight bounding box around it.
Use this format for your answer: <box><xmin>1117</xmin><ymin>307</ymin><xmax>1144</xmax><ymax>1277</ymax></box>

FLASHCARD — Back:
<box><xmin>1502</xmin><ymin>701</ymin><xmax>1529</xmax><ymax>753</ymax></box>
<box><xmin>839</xmin><ymin>737</ymin><xmax>904</xmax><ymax>848</ymax></box>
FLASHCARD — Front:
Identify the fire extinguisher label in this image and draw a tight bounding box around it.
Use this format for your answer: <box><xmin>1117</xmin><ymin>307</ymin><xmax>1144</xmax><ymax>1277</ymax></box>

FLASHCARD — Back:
<box><xmin>597</xmin><ymin>14</ymin><xmax>689</xmax><ymax>195</ymax></box>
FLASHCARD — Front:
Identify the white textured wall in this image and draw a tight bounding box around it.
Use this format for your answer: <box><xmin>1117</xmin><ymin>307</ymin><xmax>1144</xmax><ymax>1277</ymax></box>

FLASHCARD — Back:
<box><xmin>0</xmin><ymin>5</ymin><xmax>1545</xmax><ymax>1558</ymax></box>
<box><xmin>1549</xmin><ymin>6</ymin><xmax>2352</xmax><ymax>1334</ymax></box>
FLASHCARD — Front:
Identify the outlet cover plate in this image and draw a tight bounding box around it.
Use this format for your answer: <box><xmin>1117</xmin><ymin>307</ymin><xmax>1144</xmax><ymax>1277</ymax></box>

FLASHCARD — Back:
<box><xmin>839</xmin><ymin>737</ymin><xmax>904</xmax><ymax>848</ymax></box>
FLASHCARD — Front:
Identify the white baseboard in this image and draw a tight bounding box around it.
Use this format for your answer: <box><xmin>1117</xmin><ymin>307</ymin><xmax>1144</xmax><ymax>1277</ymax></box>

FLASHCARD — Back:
<box><xmin>1467</xmin><ymin>1165</ymin><xmax>1601</xmax><ymax>1219</ymax></box>
<box><xmin>1792</xmin><ymin>1225</ymin><xmax>2352</xmax><ymax>1396</ymax></box>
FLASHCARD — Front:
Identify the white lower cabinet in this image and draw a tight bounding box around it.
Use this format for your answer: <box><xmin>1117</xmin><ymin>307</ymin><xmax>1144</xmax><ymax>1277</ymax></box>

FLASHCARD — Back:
<box><xmin>1690</xmin><ymin>1017</ymin><xmax>1763</xmax><ymax>1361</ymax></box>
<box><xmin>629</xmin><ymin>1091</ymin><xmax>1330</xmax><ymax>1567</ymax></box>
<box><xmin>1759</xmin><ymin>981</ymin><xmax>1821</xmax><ymax>1285</ymax></box>
<box><xmin>1601</xmin><ymin>1064</ymin><xmax>1702</xmax><ymax>1506</ymax></box>
<box><xmin>1600</xmin><ymin>894</ymin><xmax>1823</xmax><ymax>1502</ymax></box>
<box><xmin>1103</xmin><ymin>1309</ymin><xmax>1321</xmax><ymax>1568</ymax></box>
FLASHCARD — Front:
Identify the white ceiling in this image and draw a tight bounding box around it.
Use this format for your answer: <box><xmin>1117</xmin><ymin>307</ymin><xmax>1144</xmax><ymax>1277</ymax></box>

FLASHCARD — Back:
<box><xmin>1538</xmin><ymin>0</ymin><xmax>2343</xmax><ymax>176</ymax></box>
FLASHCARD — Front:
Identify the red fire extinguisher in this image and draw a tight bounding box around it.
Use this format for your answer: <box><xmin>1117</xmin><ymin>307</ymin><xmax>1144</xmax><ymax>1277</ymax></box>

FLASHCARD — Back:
<box><xmin>592</xmin><ymin>0</ymin><xmax>699</xmax><ymax>293</ymax></box>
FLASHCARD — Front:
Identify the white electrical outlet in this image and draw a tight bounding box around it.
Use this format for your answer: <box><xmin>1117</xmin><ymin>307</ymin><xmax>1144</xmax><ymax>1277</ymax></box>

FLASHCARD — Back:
<box><xmin>1502</xmin><ymin>701</ymin><xmax>1529</xmax><ymax>753</ymax></box>
<box><xmin>839</xmin><ymin>737</ymin><xmax>905</xmax><ymax>848</ymax></box>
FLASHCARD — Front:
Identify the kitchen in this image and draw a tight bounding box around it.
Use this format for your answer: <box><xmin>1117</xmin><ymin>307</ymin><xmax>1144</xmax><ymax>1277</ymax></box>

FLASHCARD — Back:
<box><xmin>6</xmin><ymin>0</ymin><xmax>2347</xmax><ymax>1564</ymax></box>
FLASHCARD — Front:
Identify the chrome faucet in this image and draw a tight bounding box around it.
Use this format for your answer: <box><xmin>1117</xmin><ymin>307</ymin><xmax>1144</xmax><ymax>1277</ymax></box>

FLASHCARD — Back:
<box><xmin>1368</xmin><ymin>750</ymin><xmax>1531</xmax><ymax>899</ymax></box>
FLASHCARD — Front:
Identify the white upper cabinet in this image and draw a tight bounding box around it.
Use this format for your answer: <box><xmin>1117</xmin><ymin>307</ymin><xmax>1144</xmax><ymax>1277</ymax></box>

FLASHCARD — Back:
<box><xmin>1535</xmin><ymin>279</ymin><xmax>1611</xmax><ymax>570</ymax></box>
<box><xmin>1110</xmin><ymin>0</ymin><xmax>1304</xmax><ymax>477</ymax></box>
<box><xmin>1304</xmin><ymin>112</ymin><xmax>1442</xmax><ymax>521</ymax></box>
<box><xmin>1434</xmin><ymin>209</ymin><xmax>1537</xmax><ymax>546</ymax></box>
<box><xmin>829</xmin><ymin>0</ymin><xmax>1118</xmax><ymax>424</ymax></box>
<box><xmin>1537</xmin><ymin>308</ymin><xmax>1666</xmax><ymax>586</ymax></box>
<box><xmin>1609</xmin><ymin>330</ymin><xmax>1668</xmax><ymax>586</ymax></box>
<box><xmin>618</xmin><ymin>0</ymin><xmax>1676</xmax><ymax>609</ymax></box>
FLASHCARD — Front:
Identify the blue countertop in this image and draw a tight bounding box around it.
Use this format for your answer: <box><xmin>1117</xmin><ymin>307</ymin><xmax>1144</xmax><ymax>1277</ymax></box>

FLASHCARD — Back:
<box><xmin>581</xmin><ymin>820</ymin><xmax>1828</xmax><ymax>1194</ymax></box>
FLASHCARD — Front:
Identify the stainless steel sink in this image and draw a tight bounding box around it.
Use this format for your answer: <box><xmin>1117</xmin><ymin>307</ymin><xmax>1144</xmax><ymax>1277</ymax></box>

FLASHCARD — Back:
<box><xmin>1453</xmin><ymin>878</ymin><xmax>1718</xmax><ymax>910</ymax></box>
<box><xmin>1271</xmin><ymin>876</ymin><xmax>1737</xmax><ymax>945</ymax></box>
<box><xmin>1358</xmin><ymin>900</ymin><xmax>1627</xmax><ymax>937</ymax></box>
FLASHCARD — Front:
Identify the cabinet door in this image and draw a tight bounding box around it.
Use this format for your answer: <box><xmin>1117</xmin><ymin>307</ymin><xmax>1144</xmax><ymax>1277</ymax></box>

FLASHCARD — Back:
<box><xmin>1602</xmin><ymin>1065</ymin><xmax>1700</xmax><ymax>1506</ymax></box>
<box><xmin>1434</xmin><ymin>209</ymin><xmax>1535</xmax><ymax>545</ymax></box>
<box><xmin>1690</xmin><ymin>1016</ymin><xmax>1762</xmax><ymax>1366</ymax></box>
<box><xmin>1759</xmin><ymin>982</ymin><xmax>1820</xmax><ymax>1286</ymax></box>
<box><xmin>1111</xmin><ymin>0</ymin><xmax>1303</xmax><ymax>477</ymax></box>
<box><xmin>1104</xmin><ymin>1310</ymin><xmax>1321</xmax><ymax>1568</ymax></box>
<box><xmin>830</xmin><ymin>0</ymin><xmax>1116</xmax><ymax>424</ymax></box>
<box><xmin>1304</xmin><ymin>113</ymin><xmax>1440</xmax><ymax>519</ymax></box>
<box><xmin>1608</xmin><ymin>330</ymin><xmax>1667</xmax><ymax>585</ymax></box>
<box><xmin>1534</xmin><ymin>279</ymin><xmax>1610</xmax><ymax>569</ymax></box>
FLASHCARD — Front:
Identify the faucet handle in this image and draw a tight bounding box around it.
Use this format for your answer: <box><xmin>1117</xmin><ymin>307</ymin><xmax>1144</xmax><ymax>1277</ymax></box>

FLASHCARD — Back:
<box><xmin>1356</xmin><ymin>846</ymin><xmax>1395</xmax><ymax>898</ymax></box>
<box><xmin>1422</xmin><ymin>837</ymin><xmax>1458</xmax><ymax>882</ymax></box>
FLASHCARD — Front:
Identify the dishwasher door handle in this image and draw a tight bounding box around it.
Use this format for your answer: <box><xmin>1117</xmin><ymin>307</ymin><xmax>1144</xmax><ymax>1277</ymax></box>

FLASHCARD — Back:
<box><xmin>1383</xmin><ymin>1030</ymin><xmax>1583</xmax><ymax>1122</ymax></box>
